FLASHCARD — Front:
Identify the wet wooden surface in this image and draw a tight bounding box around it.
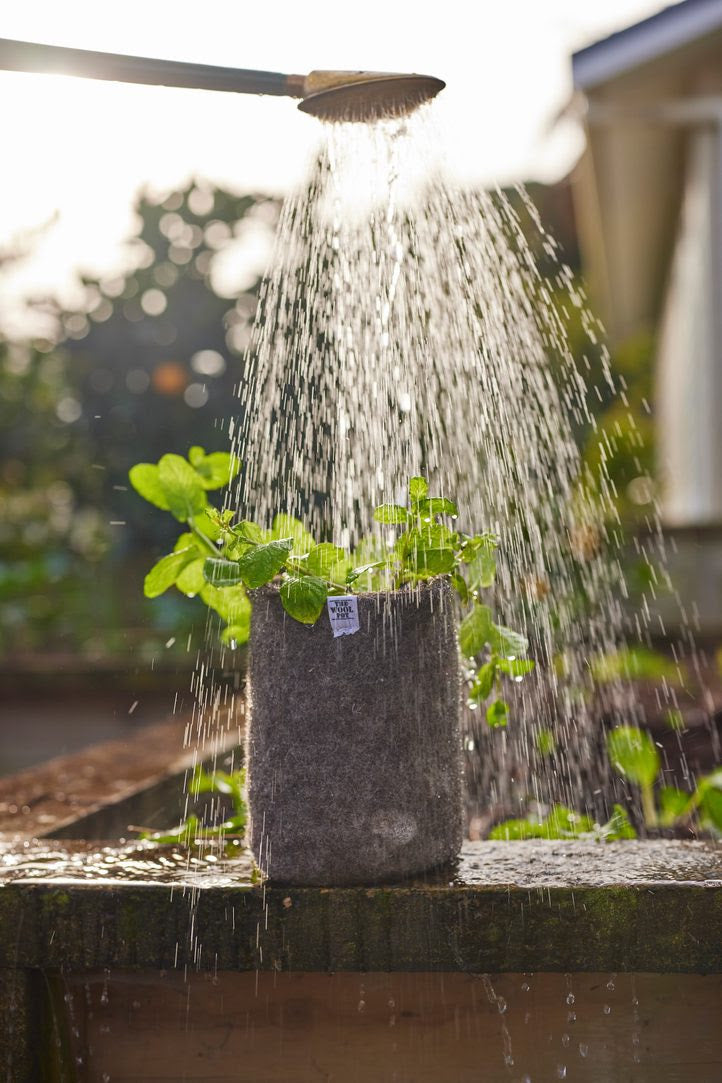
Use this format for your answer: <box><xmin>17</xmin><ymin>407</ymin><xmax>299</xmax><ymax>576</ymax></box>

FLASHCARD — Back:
<box><xmin>0</xmin><ymin>711</ymin><xmax>242</xmax><ymax>844</ymax></box>
<box><xmin>65</xmin><ymin>969</ymin><xmax>722</xmax><ymax>1082</ymax></box>
<box><xmin>0</xmin><ymin>840</ymin><xmax>720</xmax><ymax>973</ymax></box>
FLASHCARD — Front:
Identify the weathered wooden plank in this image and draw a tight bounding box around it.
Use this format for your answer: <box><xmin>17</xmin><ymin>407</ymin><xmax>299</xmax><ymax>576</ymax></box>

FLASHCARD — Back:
<box><xmin>0</xmin><ymin>841</ymin><xmax>719</xmax><ymax>973</ymax></box>
<box><xmin>62</xmin><ymin>970</ymin><xmax>722</xmax><ymax>1083</ymax></box>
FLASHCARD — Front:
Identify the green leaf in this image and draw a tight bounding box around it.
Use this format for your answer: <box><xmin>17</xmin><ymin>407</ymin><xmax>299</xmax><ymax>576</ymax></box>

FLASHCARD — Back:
<box><xmin>200</xmin><ymin>582</ymin><xmax>251</xmax><ymax>626</ymax></box>
<box><xmin>271</xmin><ymin>514</ymin><xmax>315</xmax><ymax>555</ymax></box>
<box><xmin>203</xmin><ymin>558</ymin><xmax>244</xmax><ymax>587</ymax></box>
<box><xmin>408</xmin><ymin>477</ymin><xmax>428</xmax><ymax>502</ymax></box>
<box><xmin>459</xmin><ymin>533</ymin><xmax>498</xmax><ymax>563</ymax></box>
<box><xmin>173</xmin><ymin>532</ymin><xmax>197</xmax><ymax>552</ymax></box>
<box><xmin>469</xmin><ymin>662</ymin><xmax>496</xmax><ymax>705</ymax></box>
<box><xmin>536</xmin><ymin>728</ymin><xmax>556</xmax><ymax>757</ymax></box>
<box><xmin>280</xmin><ymin>575</ymin><xmax>327</xmax><ymax>624</ymax></box>
<box><xmin>346</xmin><ymin>560</ymin><xmax>387</xmax><ymax>585</ymax></box>
<box><xmin>157</xmin><ymin>454</ymin><xmax>207</xmax><ymax>522</ymax></box>
<box><xmin>489</xmin><ymin>817</ymin><xmax>542</xmax><ymax>841</ymax></box>
<box><xmin>458</xmin><ymin>603</ymin><xmax>492</xmax><ymax>658</ymax></box>
<box><xmin>607</xmin><ymin>726</ymin><xmax>660</xmax><ymax>788</ymax></box>
<box><xmin>188</xmin><ymin>446</ymin><xmax>206</xmax><ymax>466</ymax></box>
<box><xmin>221</xmin><ymin>622</ymin><xmax>251</xmax><ymax>647</ymax></box>
<box><xmin>307</xmin><ymin>543</ymin><xmax>347</xmax><ymax>579</ymax></box>
<box><xmin>466</xmin><ymin>548</ymin><xmax>497</xmax><ymax>591</ymax></box>
<box><xmin>486</xmin><ymin>698</ymin><xmax>508</xmax><ymax>728</ymax></box>
<box><xmin>129</xmin><ymin>463</ymin><xmax>170</xmax><ymax>511</ymax></box>
<box><xmin>374</xmin><ymin>503</ymin><xmax>410</xmax><ymax>525</ymax></box>
<box><xmin>417</xmin><ymin>497</ymin><xmax>458</xmax><ymax>518</ymax></box>
<box><xmin>144</xmin><ymin>547</ymin><xmax>196</xmax><ymax>598</ymax></box>
<box><xmin>599</xmin><ymin>804</ymin><xmax>637</xmax><ymax>840</ymax></box>
<box><xmin>700</xmin><ymin>787</ymin><xmax>722</xmax><ymax>830</ymax></box>
<box><xmin>407</xmin><ymin>523</ymin><xmax>456</xmax><ymax>548</ymax></box>
<box><xmin>658</xmin><ymin>786</ymin><xmax>690</xmax><ymax>826</ymax></box>
<box><xmin>189</xmin><ymin>450</ymin><xmax>241</xmax><ymax>490</ymax></box>
<box><xmin>192</xmin><ymin>506</ymin><xmax>222</xmax><ymax>542</ymax></box>
<box><xmin>545</xmin><ymin>804</ymin><xmax>594</xmax><ymax>837</ymax></box>
<box><xmin>592</xmin><ymin>647</ymin><xmax>681</xmax><ymax>684</ymax></box>
<box><xmin>489</xmin><ymin>804</ymin><xmax>596</xmax><ymax>842</ymax></box>
<box><xmin>497</xmin><ymin>658</ymin><xmax>535</xmax><ymax>678</ymax></box>
<box><xmin>490</xmin><ymin>624</ymin><xmax>528</xmax><ymax>657</ymax></box>
<box><xmin>665</xmin><ymin>709</ymin><xmax>685</xmax><ymax>732</ymax></box>
<box><xmin>410</xmin><ymin>547</ymin><xmax>456</xmax><ymax>578</ymax></box>
<box><xmin>232</xmin><ymin>519</ymin><xmax>265</xmax><ymax>544</ymax></box>
<box><xmin>451</xmin><ymin>571</ymin><xmax>469</xmax><ymax>604</ymax></box>
<box><xmin>698</xmin><ymin>768</ymin><xmax>722</xmax><ymax>792</ymax></box>
<box><xmin>176</xmin><ymin>558</ymin><xmax>206</xmax><ymax>596</ymax></box>
<box><xmin>236</xmin><ymin>538</ymin><xmax>293</xmax><ymax>588</ymax></box>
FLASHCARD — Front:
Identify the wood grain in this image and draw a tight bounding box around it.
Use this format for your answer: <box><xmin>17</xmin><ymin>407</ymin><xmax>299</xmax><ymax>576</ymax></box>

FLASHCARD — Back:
<box><xmin>66</xmin><ymin>969</ymin><xmax>722</xmax><ymax>1082</ymax></box>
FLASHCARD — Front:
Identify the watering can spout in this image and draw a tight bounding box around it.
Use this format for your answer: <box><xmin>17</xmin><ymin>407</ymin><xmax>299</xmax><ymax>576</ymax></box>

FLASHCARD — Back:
<box><xmin>0</xmin><ymin>38</ymin><xmax>444</xmax><ymax>123</ymax></box>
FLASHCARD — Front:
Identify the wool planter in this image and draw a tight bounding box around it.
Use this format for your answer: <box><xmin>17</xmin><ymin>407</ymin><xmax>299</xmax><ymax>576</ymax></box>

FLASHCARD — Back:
<box><xmin>247</xmin><ymin>578</ymin><xmax>462</xmax><ymax>884</ymax></box>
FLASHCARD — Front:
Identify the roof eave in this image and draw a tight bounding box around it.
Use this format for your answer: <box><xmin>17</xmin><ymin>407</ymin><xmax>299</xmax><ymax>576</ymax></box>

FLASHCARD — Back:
<box><xmin>572</xmin><ymin>0</ymin><xmax>722</xmax><ymax>90</ymax></box>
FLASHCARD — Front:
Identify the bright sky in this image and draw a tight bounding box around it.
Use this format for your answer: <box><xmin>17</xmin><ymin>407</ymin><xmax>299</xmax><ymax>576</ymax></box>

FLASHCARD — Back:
<box><xmin>0</xmin><ymin>0</ymin><xmax>666</xmax><ymax>332</ymax></box>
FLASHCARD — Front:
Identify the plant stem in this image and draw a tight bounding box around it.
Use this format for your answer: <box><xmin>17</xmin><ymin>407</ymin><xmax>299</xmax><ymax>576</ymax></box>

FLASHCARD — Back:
<box><xmin>641</xmin><ymin>783</ymin><xmax>657</xmax><ymax>829</ymax></box>
<box><xmin>188</xmin><ymin>517</ymin><xmax>219</xmax><ymax>557</ymax></box>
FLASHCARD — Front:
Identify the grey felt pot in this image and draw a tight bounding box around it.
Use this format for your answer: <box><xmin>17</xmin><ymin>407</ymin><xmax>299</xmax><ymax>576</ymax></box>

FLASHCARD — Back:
<box><xmin>247</xmin><ymin>578</ymin><xmax>462</xmax><ymax>885</ymax></box>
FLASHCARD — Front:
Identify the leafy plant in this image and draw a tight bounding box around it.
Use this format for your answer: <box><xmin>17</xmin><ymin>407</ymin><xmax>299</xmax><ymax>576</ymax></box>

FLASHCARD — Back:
<box><xmin>490</xmin><ymin>724</ymin><xmax>722</xmax><ymax>841</ymax></box>
<box><xmin>607</xmin><ymin>727</ymin><xmax>722</xmax><ymax>834</ymax></box>
<box><xmin>607</xmin><ymin>725</ymin><xmax>660</xmax><ymax>827</ymax></box>
<box><xmin>130</xmin><ymin>462</ymin><xmax>534</xmax><ymax>724</ymax></box>
<box><xmin>489</xmin><ymin>802</ymin><xmax>635</xmax><ymax>842</ymax></box>
<box><xmin>137</xmin><ymin>765</ymin><xmax>247</xmax><ymax>846</ymax></box>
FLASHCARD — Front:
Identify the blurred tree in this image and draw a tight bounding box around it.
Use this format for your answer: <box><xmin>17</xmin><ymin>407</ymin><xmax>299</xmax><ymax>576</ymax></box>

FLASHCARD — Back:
<box><xmin>47</xmin><ymin>181</ymin><xmax>279</xmax><ymax>551</ymax></box>
<box><xmin>0</xmin><ymin>182</ymin><xmax>279</xmax><ymax>656</ymax></box>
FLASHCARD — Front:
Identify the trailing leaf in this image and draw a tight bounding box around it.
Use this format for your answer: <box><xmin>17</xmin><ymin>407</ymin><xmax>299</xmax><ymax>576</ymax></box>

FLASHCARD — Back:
<box><xmin>489</xmin><ymin>624</ymin><xmax>528</xmax><ymax>658</ymax></box>
<box><xmin>458</xmin><ymin>603</ymin><xmax>492</xmax><ymax>658</ymax></box>
<box><xmin>280</xmin><ymin>575</ymin><xmax>328</xmax><ymax>624</ymax></box>
<box><xmin>451</xmin><ymin>571</ymin><xmax>469</xmax><ymax>603</ymax></box>
<box><xmin>466</xmin><ymin>547</ymin><xmax>497</xmax><ymax>591</ymax></box>
<box><xmin>486</xmin><ymin>698</ymin><xmax>508</xmax><ymax>728</ymax></box>
<box><xmin>469</xmin><ymin>662</ymin><xmax>496</xmax><ymax>705</ymax></box>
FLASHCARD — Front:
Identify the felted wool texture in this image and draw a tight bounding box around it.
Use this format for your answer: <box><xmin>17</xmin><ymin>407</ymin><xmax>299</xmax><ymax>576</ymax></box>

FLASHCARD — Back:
<box><xmin>247</xmin><ymin>578</ymin><xmax>462</xmax><ymax>885</ymax></box>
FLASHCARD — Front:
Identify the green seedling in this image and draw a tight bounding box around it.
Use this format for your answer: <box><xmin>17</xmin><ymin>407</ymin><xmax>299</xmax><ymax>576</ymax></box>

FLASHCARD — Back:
<box><xmin>131</xmin><ymin>459</ymin><xmax>534</xmax><ymax>725</ymax></box>
<box><xmin>489</xmin><ymin>802</ymin><xmax>635</xmax><ymax>842</ymax></box>
<box><xmin>138</xmin><ymin>765</ymin><xmax>247</xmax><ymax>847</ymax></box>
<box><xmin>491</xmin><ymin>723</ymin><xmax>722</xmax><ymax>841</ymax></box>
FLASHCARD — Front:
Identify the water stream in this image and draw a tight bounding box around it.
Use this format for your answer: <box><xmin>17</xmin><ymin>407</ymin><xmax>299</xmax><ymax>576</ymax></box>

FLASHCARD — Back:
<box><xmin>222</xmin><ymin>106</ymin><xmax>673</xmax><ymax>821</ymax></box>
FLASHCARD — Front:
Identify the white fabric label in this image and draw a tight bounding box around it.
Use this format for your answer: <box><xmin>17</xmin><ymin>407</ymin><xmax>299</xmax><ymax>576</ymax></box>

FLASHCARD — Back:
<box><xmin>326</xmin><ymin>595</ymin><xmax>360</xmax><ymax>638</ymax></box>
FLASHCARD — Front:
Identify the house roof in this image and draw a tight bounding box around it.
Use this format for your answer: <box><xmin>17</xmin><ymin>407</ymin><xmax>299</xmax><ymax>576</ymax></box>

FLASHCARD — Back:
<box><xmin>569</xmin><ymin>0</ymin><xmax>722</xmax><ymax>342</ymax></box>
<box><xmin>573</xmin><ymin>0</ymin><xmax>722</xmax><ymax>90</ymax></box>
